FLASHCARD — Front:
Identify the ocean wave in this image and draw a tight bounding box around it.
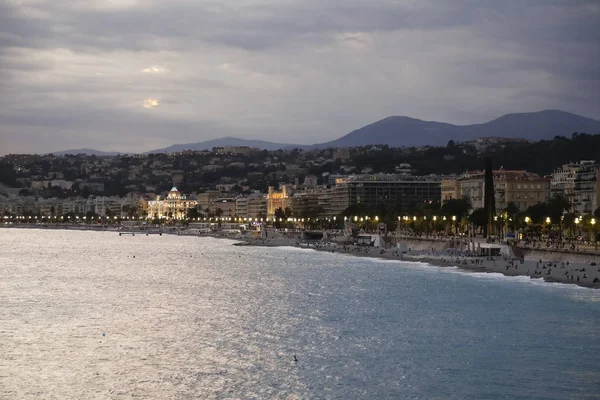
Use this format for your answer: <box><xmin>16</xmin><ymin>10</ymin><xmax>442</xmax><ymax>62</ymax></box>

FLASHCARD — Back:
<box><xmin>365</xmin><ymin>256</ymin><xmax>595</xmax><ymax>291</ymax></box>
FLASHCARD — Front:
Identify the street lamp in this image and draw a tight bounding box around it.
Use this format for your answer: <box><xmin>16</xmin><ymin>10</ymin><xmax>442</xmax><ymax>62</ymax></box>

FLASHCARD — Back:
<box><xmin>451</xmin><ymin>215</ymin><xmax>457</xmax><ymax>235</ymax></box>
<box><xmin>590</xmin><ymin>218</ymin><xmax>596</xmax><ymax>251</ymax></box>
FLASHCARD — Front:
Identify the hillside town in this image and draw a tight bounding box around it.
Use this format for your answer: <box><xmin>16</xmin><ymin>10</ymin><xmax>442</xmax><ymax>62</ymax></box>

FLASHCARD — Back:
<box><xmin>1</xmin><ymin>136</ymin><xmax>599</xmax><ymax>238</ymax></box>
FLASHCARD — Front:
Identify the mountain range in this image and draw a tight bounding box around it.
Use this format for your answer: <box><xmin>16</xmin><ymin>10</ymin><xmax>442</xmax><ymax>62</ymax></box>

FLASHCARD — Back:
<box><xmin>147</xmin><ymin>137</ymin><xmax>296</xmax><ymax>153</ymax></box>
<box><xmin>51</xmin><ymin>110</ymin><xmax>600</xmax><ymax>155</ymax></box>
<box><xmin>51</xmin><ymin>148</ymin><xmax>123</xmax><ymax>156</ymax></box>
<box><xmin>314</xmin><ymin>109</ymin><xmax>600</xmax><ymax>148</ymax></box>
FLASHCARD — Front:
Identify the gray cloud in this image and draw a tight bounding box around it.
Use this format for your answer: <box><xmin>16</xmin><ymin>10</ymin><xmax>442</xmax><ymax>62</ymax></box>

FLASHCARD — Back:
<box><xmin>0</xmin><ymin>0</ymin><xmax>599</xmax><ymax>154</ymax></box>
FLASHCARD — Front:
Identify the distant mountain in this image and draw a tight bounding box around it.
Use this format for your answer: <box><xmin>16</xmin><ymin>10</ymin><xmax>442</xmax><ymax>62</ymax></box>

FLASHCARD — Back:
<box><xmin>50</xmin><ymin>148</ymin><xmax>122</xmax><ymax>156</ymax></box>
<box><xmin>146</xmin><ymin>137</ymin><xmax>301</xmax><ymax>153</ymax></box>
<box><xmin>49</xmin><ymin>110</ymin><xmax>600</xmax><ymax>155</ymax></box>
<box><xmin>314</xmin><ymin>110</ymin><xmax>600</xmax><ymax>148</ymax></box>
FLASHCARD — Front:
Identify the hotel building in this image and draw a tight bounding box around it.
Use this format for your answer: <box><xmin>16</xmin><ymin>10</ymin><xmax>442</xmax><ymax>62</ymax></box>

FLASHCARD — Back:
<box><xmin>147</xmin><ymin>187</ymin><xmax>197</xmax><ymax>219</ymax></box>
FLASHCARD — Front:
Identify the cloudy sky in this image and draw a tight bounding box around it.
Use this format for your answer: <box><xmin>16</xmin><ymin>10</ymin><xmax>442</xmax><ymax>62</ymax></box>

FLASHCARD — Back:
<box><xmin>1</xmin><ymin>0</ymin><xmax>599</xmax><ymax>154</ymax></box>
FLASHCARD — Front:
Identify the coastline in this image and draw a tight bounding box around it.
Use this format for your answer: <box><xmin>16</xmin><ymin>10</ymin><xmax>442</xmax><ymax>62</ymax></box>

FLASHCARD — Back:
<box><xmin>237</xmin><ymin>235</ymin><xmax>600</xmax><ymax>289</ymax></box>
<box><xmin>2</xmin><ymin>224</ymin><xmax>600</xmax><ymax>289</ymax></box>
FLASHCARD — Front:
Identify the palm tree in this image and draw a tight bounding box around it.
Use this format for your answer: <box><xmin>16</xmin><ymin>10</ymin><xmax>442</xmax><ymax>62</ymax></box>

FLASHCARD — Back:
<box><xmin>547</xmin><ymin>194</ymin><xmax>571</xmax><ymax>238</ymax></box>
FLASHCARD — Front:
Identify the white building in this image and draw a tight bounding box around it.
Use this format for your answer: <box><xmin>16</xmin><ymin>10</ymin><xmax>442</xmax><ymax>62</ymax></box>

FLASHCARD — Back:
<box><xmin>551</xmin><ymin>162</ymin><xmax>583</xmax><ymax>198</ymax></box>
<box><xmin>147</xmin><ymin>187</ymin><xmax>198</xmax><ymax>219</ymax></box>
<box><xmin>572</xmin><ymin>162</ymin><xmax>600</xmax><ymax>215</ymax></box>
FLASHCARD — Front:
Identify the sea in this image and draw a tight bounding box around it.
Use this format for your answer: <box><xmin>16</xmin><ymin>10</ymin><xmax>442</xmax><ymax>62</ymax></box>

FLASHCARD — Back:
<box><xmin>1</xmin><ymin>229</ymin><xmax>599</xmax><ymax>399</ymax></box>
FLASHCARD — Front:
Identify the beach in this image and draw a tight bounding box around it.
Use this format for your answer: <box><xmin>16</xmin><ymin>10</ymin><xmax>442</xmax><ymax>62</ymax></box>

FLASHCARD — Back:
<box><xmin>238</xmin><ymin>232</ymin><xmax>600</xmax><ymax>289</ymax></box>
<box><xmin>3</xmin><ymin>224</ymin><xmax>600</xmax><ymax>288</ymax></box>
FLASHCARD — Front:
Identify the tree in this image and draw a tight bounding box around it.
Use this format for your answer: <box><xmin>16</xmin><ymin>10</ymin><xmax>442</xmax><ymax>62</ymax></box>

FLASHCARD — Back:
<box><xmin>187</xmin><ymin>207</ymin><xmax>202</xmax><ymax>220</ymax></box>
<box><xmin>469</xmin><ymin>208</ymin><xmax>488</xmax><ymax>232</ymax></box>
<box><xmin>441</xmin><ymin>198</ymin><xmax>471</xmax><ymax>219</ymax></box>
<box><xmin>562</xmin><ymin>212</ymin><xmax>576</xmax><ymax>236</ymax></box>
<box><xmin>547</xmin><ymin>193</ymin><xmax>570</xmax><ymax>221</ymax></box>
<box><xmin>341</xmin><ymin>203</ymin><xmax>374</xmax><ymax>217</ymax></box>
<box><xmin>525</xmin><ymin>202</ymin><xmax>548</xmax><ymax>225</ymax></box>
<box><xmin>547</xmin><ymin>193</ymin><xmax>571</xmax><ymax>236</ymax></box>
<box><xmin>595</xmin><ymin>207</ymin><xmax>600</xmax><ymax>220</ymax></box>
<box><xmin>274</xmin><ymin>207</ymin><xmax>286</xmax><ymax>220</ymax></box>
<box><xmin>504</xmin><ymin>202</ymin><xmax>519</xmax><ymax>218</ymax></box>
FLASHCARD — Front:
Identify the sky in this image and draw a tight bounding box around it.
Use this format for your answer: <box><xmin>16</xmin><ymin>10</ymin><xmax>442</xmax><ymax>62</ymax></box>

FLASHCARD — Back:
<box><xmin>1</xmin><ymin>0</ymin><xmax>599</xmax><ymax>154</ymax></box>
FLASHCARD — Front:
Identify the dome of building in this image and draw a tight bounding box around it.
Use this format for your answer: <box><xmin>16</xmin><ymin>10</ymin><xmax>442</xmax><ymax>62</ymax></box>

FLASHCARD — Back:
<box><xmin>167</xmin><ymin>186</ymin><xmax>181</xmax><ymax>199</ymax></box>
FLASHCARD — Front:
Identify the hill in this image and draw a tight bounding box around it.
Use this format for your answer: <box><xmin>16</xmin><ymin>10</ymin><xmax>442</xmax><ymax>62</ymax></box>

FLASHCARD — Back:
<box><xmin>146</xmin><ymin>137</ymin><xmax>300</xmax><ymax>153</ymax></box>
<box><xmin>50</xmin><ymin>110</ymin><xmax>600</xmax><ymax>154</ymax></box>
<box><xmin>50</xmin><ymin>148</ymin><xmax>122</xmax><ymax>156</ymax></box>
<box><xmin>314</xmin><ymin>110</ymin><xmax>600</xmax><ymax>148</ymax></box>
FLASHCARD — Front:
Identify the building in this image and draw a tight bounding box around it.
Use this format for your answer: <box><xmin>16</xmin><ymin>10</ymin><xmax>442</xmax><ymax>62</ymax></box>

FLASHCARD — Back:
<box><xmin>332</xmin><ymin>148</ymin><xmax>351</xmax><ymax>161</ymax></box>
<box><xmin>147</xmin><ymin>187</ymin><xmax>198</xmax><ymax>219</ymax></box>
<box><xmin>291</xmin><ymin>190</ymin><xmax>322</xmax><ymax>218</ymax></box>
<box><xmin>332</xmin><ymin>174</ymin><xmax>441</xmax><ymax>213</ymax></box>
<box><xmin>37</xmin><ymin>199</ymin><xmax>63</xmax><ymax>217</ymax></box>
<box><xmin>317</xmin><ymin>190</ymin><xmax>334</xmax><ymax>217</ymax></box>
<box><xmin>212</xmin><ymin>198</ymin><xmax>236</xmax><ymax>217</ymax></box>
<box><xmin>62</xmin><ymin>199</ymin><xmax>87</xmax><ymax>215</ymax></box>
<box><xmin>197</xmin><ymin>191</ymin><xmax>220</xmax><ymax>212</ymax></box>
<box><xmin>213</xmin><ymin>146</ymin><xmax>260</xmax><ymax>156</ymax></box>
<box><xmin>329</xmin><ymin>184</ymin><xmax>350</xmax><ymax>216</ymax></box>
<box><xmin>93</xmin><ymin>196</ymin><xmax>122</xmax><ymax>217</ymax></box>
<box><xmin>303</xmin><ymin>175</ymin><xmax>318</xmax><ymax>188</ymax></box>
<box><xmin>267</xmin><ymin>185</ymin><xmax>291</xmax><ymax>216</ymax></box>
<box><xmin>441</xmin><ymin>177</ymin><xmax>461</xmax><ymax>205</ymax></box>
<box><xmin>246</xmin><ymin>194</ymin><xmax>267</xmax><ymax>219</ymax></box>
<box><xmin>551</xmin><ymin>162</ymin><xmax>581</xmax><ymax>198</ymax></box>
<box><xmin>235</xmin><ymin>197</ymin><xmax>248</xmax><ymax>218</ymax></box>
<box><xmin>460</xmin><ymin>170</ymin><xmax>550</xmax><ymax>212</ymax></box>
<box><xmin>552</xmin><ymin>161</ymin><xmax>600</xmax><ymax>215</ymax></box>
<box><xmin>573</xmin><ymin>162</ymin><xmax>600</xmax><ymax>215</ymax></box>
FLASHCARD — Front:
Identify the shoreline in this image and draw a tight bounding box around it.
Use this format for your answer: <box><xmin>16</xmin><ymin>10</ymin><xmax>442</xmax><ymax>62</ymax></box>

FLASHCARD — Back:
<box><xmin>3</xmin><ymin>224</ymin><xmax>599</xmax><ymax>289</ymax></box>
<box><xmin>237</xmin><ymin>235</ymin><xmax>600</xmax><ymax>289</ymax></box>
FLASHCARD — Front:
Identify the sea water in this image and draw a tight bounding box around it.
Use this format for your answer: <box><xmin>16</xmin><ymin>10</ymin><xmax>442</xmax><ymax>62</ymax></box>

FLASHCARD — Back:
<box><xmin>1</xmin><ymin>229</ymin><xmax>599</xmax><ymax>399</ymax></box>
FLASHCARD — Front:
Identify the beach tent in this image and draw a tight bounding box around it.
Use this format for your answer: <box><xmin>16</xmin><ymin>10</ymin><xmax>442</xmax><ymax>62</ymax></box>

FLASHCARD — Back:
<box><xmin>479</xmin><ymin>243</ymin><xmax>502</xmax><ymax>256</ymax></box>
<box><xmin>372</xmin><ymin>235</ymin><xmax>384</xmax><ymax>248</ymax></box>
<box><xmin>356</xmin><ymin>234</ymin><xmax>373</xmax><ymax>246</ymax></box>
<box><xmin>397</xmin><ymin>242</ymin><xmax>408</xmax><ymax>253</ymax></box>
<box><xmin>355</xmin><ymin>234</ymin><xmax>384</xmax><ymax>247</ymax></box>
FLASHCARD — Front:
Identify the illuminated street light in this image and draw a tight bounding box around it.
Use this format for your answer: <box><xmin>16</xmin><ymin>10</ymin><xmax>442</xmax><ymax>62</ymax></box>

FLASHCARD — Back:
<box><xmin>592</xmin><ymin>218</ymin><xmax>597</xmax><ymax>251</ymax></box>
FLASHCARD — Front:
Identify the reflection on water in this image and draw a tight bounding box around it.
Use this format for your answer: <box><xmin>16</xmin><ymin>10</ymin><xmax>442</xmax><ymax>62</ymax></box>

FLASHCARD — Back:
<box><xmin>1</xmin><ymin>229</ymin><xmax>599</xmax><ymax>399</ymax></box>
